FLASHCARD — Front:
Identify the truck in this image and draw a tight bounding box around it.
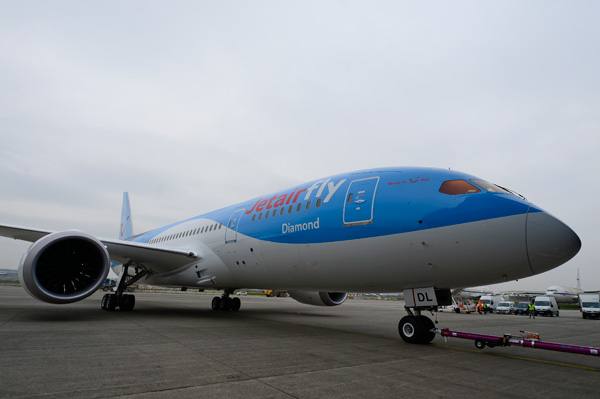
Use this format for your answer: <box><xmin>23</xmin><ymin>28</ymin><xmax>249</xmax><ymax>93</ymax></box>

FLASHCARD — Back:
<box><xmin>263</xmin><ymin>290</ymin><xmax>288</xmax><ymax>297</ymax></box>
<box><xmin>100</xmin><ymin>278</ymin><xmax>117</xmax><ymax>292</ymax></box>
<box><xmin>479</xmin><ymin>295</ymin><xmax>504</xmax><ymax>313</ymax></box>
<box><xmin>440</xmin><ymin>297</ymin><xmax>476</xmax><ymax>313</ymax></box>
<box><xmin>579</xmin><ymin>294</ymin><xmax>600</xmax><ymax>319</ymax></box>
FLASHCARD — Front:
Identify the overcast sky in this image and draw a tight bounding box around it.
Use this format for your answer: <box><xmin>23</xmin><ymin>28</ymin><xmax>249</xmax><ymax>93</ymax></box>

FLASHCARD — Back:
<box><xmin>1</xmin><ymin>1</ymin><xmax>598</xmax><ymax>291</ymax></box>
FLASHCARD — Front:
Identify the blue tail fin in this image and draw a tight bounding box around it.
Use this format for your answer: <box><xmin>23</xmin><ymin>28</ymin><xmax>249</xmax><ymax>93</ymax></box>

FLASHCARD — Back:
<box><xmin>119</xmin><ymin>192</ymin><xmax>133</xmax><ymax>240</ymax></box>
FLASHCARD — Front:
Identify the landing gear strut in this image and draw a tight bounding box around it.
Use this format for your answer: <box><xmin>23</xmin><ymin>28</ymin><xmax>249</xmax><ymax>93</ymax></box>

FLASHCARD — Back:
<box><xmin>211</xmin><ymin>290</ymin><xmax>241</xmax><ymax>311</ymax></box>
<box><xmin>101</xmin><ymin>264</ymin><xmax>148</xmax><ymax>312</ymax></box>
<box><xmin>398</xmin><ymin>308</ymin><xmax>436</xmax><ymax>344</ymax></box>
<box><xmin>398</xmin><ymin>287</ymin><xmax>451</xmax><ymax>344</ymax></box>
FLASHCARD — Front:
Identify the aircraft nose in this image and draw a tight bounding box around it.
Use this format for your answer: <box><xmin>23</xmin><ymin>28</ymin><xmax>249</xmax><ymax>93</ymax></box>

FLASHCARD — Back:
<box><xmin>527</xmin><ymin>208</ymin><xmax>581</xmax><ymax>274</ymax></box>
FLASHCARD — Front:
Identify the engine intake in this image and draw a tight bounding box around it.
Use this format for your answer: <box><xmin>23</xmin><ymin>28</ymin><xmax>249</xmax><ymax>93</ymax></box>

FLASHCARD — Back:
<box><xmin>288</xmin><ymin>291</ymin><xmax>348</xmax><ymax>306</ymax></box>
<box><xmin>19</xmin><ymin>231</ymin><xmax>110</xmax><ymax>304</ymax></box>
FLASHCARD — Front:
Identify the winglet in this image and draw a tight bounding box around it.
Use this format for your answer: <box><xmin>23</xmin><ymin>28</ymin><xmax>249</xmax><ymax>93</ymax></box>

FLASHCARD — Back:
<box><xmin>119</xmin><ymin>192</ymin><xmax>133</xmax><ymax>240</ymax></box>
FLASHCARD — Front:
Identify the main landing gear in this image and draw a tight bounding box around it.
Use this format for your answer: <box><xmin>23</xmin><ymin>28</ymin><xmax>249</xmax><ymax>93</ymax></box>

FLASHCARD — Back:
<box><xmin>398</xmin><ymin>308</ymin><xmax>436</xmax><ymax>344</ymax></box>
<box><xmin>211</xmin><ymin>290</ymin><xmax>241</xmax><ymax>311</ymax></box>
<box><xmin>101</xmin><ymin>264</ymin><xmax>148</xmax><ymax>312</ymax></box>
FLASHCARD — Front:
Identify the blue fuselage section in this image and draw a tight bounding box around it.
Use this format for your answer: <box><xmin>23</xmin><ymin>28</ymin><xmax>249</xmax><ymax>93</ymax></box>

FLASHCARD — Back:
<box><xmin>135</xmin><ymin>167</ymin><xmax>532</xmax><ymax>245</ymax></box>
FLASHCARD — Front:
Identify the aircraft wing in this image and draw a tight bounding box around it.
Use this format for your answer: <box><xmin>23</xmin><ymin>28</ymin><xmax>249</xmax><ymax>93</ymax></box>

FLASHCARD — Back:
<box><xmin>0</xmin><ymin>224</ymin><xmax>199</xmax><ymax>274</ymax></box>
<box><xmin>102</xmin><ymin>239</ymin><xmax>199</xmax><ymax>273</ymax></box>
<box><xmin>0</xmin><ymin>224</ymin><xmax>54</xmax><ymax>242</ymax></box>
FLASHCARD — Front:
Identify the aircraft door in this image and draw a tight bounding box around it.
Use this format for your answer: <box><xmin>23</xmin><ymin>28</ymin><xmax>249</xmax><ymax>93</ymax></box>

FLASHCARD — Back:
<box><xmin>343</xmin><ymin>177</ymin><xmax>379</xmax><ymax>226</ymax></box>
<box><xmin>225</xmin><ymin>208</ymin><xmax>244</xmax><ymax>243</ymax></box>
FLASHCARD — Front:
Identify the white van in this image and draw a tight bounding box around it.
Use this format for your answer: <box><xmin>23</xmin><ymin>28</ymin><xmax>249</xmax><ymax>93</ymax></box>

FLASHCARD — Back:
<box><xmin>534</xmin><ymin>296</ymin><xmax>559</xmax><ymax>317</ymax></box>
<box><xmin>579</xmin><ymin>294</ymin><xmax>600</xmax><ymax>319</ymax></box>
<box><xmin>479</xmin><ymin>295</ymin><xmax>504</xmax><ymax>313</ymax></box>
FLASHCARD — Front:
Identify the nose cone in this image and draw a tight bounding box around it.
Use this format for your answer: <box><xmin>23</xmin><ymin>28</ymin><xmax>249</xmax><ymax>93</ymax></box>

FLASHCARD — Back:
<box><xmin>527</xmin><ymin>208</ymin><xmax>581</xmax><ymax>274</ymax></box>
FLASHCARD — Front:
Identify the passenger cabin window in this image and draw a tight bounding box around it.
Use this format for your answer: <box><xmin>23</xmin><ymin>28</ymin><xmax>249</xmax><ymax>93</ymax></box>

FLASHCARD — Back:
<box><xmin>471</xmin><ymin>180</ymin><xmax>512</xmax><ymax>194</ymax></box>
<box><xmin>439</xmin><ymin>180</ymin><xmax>481</xmax><ymax>195</ymax></box>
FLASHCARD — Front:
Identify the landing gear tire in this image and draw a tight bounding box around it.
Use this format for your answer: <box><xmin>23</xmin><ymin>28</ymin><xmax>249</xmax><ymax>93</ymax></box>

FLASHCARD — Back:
<box><xmin>475</xmin><ymin>339</ymin><xmax>486</xmax><ymax>350</ymax></box>
<box><xmin>219</xmin><ymin>297</ymin><xmax>230</xmax><ymax>310</ymax></box>
<box><xmin>399</xmin><ymin>316</ymin><xmax>419</xmax><ymax>344</ymax></box>
<box><xmin>398</xmin><ymin>315</ymin><xmax>436</xmax><ymax>344</ymax></box>
<box><xmin>120</xmin><ymin>294</ymin><xmax>135</xmax><ymax>311</ymax></box>
<box><xmin>211</xmin><ymin>291</ymin><xmax>241</xmax><ymax>311</ymax></box>
<box><xmin>231</xmin><ymin>297</ymin><xmax>241</xmax><ymax>311</ymax></box>
<box><xmin>106</xmin><ymin>294</ymin><xmax>118</xmax><ymax>311</ymax></box>
<box><xmin>101</xmin><ymin>264</ymin><xmax>147</xmax><ymax>312</ymax></box>
<box><xmin>101</xmin><ymin>293</ymin><xmax>135</xmax><ymax>311</ymax></box>
<box><xmin>417</xmin><ymin>315</ymin><xmax>436</xmax><ymax>344</ymax></box>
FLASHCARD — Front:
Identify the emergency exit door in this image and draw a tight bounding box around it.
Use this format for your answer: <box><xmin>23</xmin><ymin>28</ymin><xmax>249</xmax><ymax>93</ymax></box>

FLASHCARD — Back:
<box><xmin>225</xmin><ymin>208</ymin><xmax>244</xmax><ymax>243</ymax></box>
<box><xmin>343</xmin><ymin>177</ymin><xmax>379</xmax><ymax>226</ymax></box>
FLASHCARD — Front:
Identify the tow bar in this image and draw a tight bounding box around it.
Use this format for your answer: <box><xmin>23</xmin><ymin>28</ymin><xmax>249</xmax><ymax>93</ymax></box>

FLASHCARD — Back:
<box><xmin>435</xmin><ymin>328</ymin><xmax>600</xmax><ymax>357</ymax></box>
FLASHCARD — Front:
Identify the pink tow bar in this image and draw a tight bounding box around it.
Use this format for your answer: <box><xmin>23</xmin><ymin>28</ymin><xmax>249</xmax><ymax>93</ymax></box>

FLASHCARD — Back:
<box><xmin>437</xmin><ymin>328</ymin><xmax>600</xmax><ymax>357</ymax></box>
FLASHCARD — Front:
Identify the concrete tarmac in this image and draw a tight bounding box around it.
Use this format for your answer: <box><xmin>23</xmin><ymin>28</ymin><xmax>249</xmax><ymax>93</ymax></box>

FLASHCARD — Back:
<box><xmin>1</xmin><ymin>285</ymin><xmax>599</xmax><ymax>399</ymax></box>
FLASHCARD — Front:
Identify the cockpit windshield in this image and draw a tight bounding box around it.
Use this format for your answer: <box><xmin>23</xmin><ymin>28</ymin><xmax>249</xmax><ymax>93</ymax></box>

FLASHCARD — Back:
<box><xmin>439</xmin><ymin>178</ymin><xmax>518</xmax><ymax>196</ymax></box>
<box><xmin>438</xmin><ymin>180</ymin><xmax>481</xmax><ymax>195</ymax></box>
<box><xmin>470</xmin><ymin>180</ymin><xmax>512</xmax><ymax>194</ymax></box>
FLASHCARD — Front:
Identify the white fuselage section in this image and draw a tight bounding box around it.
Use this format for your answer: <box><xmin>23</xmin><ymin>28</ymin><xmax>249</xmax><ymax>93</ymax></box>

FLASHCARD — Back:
<box><xmin>143</xmin><ymin>213</ymin><xmax>531</xmax><ymax>292</ymax></box>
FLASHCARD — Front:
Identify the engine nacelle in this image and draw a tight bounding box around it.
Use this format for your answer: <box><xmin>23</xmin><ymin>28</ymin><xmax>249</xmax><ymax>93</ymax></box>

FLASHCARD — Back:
<box><xmin>18</xmin><ymin>231</ymin><xmax>110</xmax><ymax>304</ymax></box>
<box><xmin>288</xmin><ymin>291</ymin><xmax>348</xmax><ymax>306</ymax></box>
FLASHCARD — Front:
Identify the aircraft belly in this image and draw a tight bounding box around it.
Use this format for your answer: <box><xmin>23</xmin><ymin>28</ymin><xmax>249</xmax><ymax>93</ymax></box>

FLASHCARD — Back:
<box><xmin>144</xmin><ymin>214</ymin><xmax>529</xmax><ymax>292</ymax></box>
<box><xmin>261</xmin><ymin>214</ymin><xmax>529</xmax><ymax>292</ymax></box>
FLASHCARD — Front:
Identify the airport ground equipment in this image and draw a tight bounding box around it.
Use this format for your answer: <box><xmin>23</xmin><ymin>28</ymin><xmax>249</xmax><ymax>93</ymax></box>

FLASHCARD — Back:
<box><xmin>579</xmin><ymin>294</ymin><xmax>600</xmax><ymax>319</ymax></box>
<box><xmin>435</xmin><ymin>328</ymin><xmax>600</xmax><ymax>357</ymax></box>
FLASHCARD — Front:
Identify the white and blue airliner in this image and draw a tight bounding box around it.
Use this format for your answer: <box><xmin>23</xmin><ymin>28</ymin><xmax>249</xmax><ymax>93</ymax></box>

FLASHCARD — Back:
<box><xmin>0</xmin><ymin>167</ymin><xmax>581</xmax><ymax>344</ymax></box>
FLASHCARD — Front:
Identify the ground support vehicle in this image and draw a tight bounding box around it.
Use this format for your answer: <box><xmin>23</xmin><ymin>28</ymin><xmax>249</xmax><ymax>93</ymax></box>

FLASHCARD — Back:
<box><xmin>100</xmin><ymin>279</ymin><xmax>117</xmax><ymax>292</ymax></box>
<box><xmin>534</xmin><ymin>296</ymin><xmax>559</xmax><ymax>317</ymax></box>
<box><xmin>263</xmin><ymin>290</ymin><xmax>288</xmax><ymax>297</ymax></box>
<box><xmin>479</xmin><ymin>295</ymin><xmax>504</xmax><ymax>313</ymax></box>
<box><xmin>435</xmin><ymin>328</ymin><xmax>600</xmax><ymax>357</ymax></box>
<box><xmin>579</xmin><ymin>294</ymin><xmax>600</xmax><ymax>319</ymax></box>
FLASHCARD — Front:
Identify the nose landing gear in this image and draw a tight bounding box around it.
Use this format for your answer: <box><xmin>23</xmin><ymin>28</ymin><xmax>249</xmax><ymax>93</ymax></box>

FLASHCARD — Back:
<box><xmin>399</xmin><ymin>287</ymin><xmax>450</xmax><ymax>344</ymax></box>
<box><xmin>398</xmin><ymin>309</ymin><xmax>436</xmax><ymax>344</ymax></box>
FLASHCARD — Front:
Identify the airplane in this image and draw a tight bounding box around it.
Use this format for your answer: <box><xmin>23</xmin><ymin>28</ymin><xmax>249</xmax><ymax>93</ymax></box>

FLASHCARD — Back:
<box><xmin>0</xmin><ymin>167</ymin><xmax>581</xmax><ymax>344</ymax></box>
<box><xmin>544</xmin><ymin>269</ymin><xmax>586</xmax><ymax>303</ymax></box>
<box><xmin>545</xmin><ymin>285</ymin><xmax>583</xmax><ymax>304</ymax></box>
<box><xmin>454</xmin><ymin>286</ymin><xmax>495</xmax><ymax>300</ymax></box>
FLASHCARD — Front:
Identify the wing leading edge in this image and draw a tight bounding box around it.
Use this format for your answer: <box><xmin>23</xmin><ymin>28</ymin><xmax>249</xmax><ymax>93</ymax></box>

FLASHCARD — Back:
<box><xmin>0</xmin><ymin>223</ymin><xmax>200</xmax><ymax>274</ymax></box>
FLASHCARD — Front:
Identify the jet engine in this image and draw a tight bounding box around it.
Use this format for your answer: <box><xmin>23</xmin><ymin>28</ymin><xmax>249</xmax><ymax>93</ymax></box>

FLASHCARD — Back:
<box><xmin>288</xmin><ymin>291</ymin><xmax>348</xmax><ymax>306</ymax></box>
<box><xmin>18</xmin><ymin>231</ymin><xmax>110</xmax><ymax>304</ymax></box>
